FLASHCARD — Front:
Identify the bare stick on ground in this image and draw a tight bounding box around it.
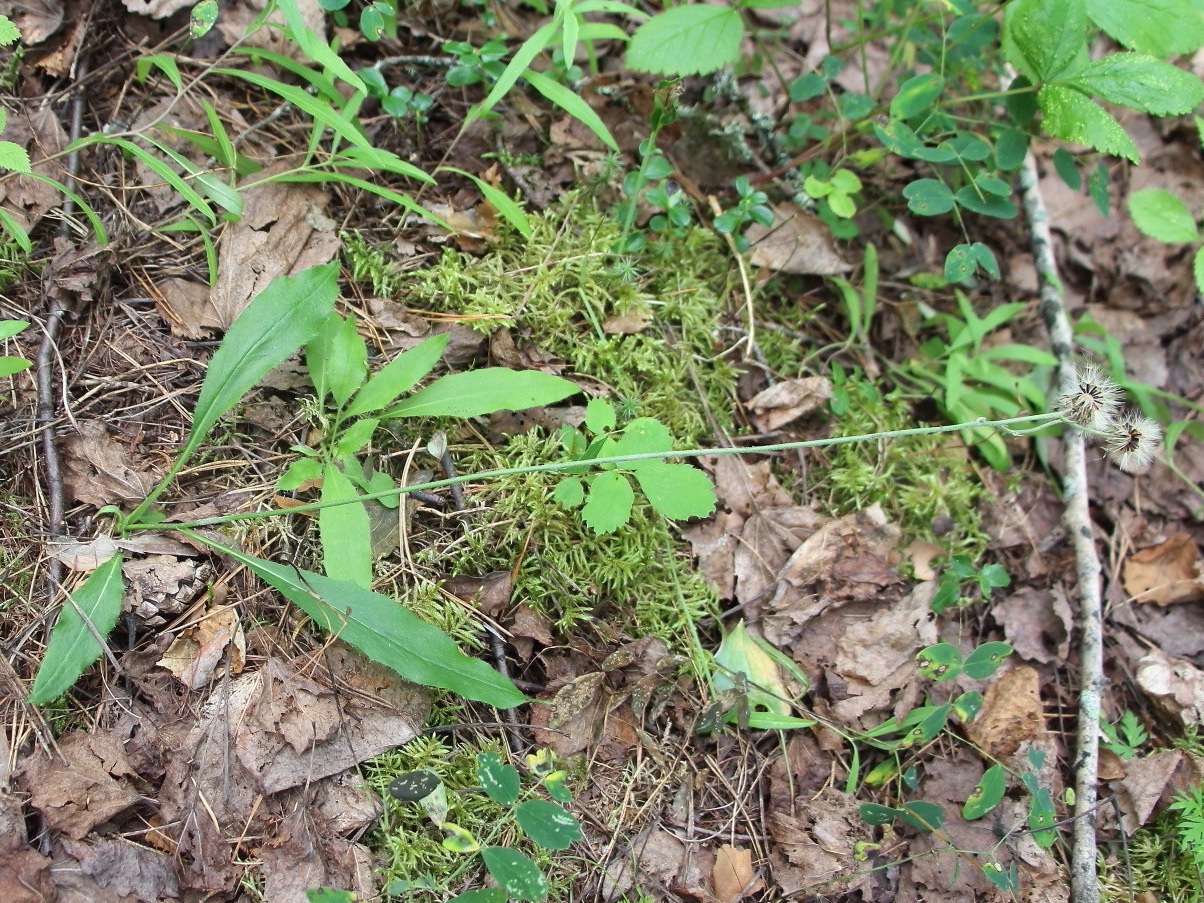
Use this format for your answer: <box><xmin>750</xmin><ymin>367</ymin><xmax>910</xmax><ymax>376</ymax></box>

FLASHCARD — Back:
<box><xmin>1018</xmin><ymin>149</ymin><xmax>1103</xmax><ymax>903</ymax></box>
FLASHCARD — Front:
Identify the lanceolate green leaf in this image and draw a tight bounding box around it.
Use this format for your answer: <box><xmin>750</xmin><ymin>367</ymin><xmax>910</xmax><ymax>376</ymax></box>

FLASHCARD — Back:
<box><xmin>1068</xmin><ymin>53</ymin><xmax>1204</xmax><ymax>115</ymax></box>
<box><xmin>438</xmin><ymin>167</ymin><xmax>532</xmax><ymax>237</ymax></box>
<box><xmin>384</xmin><ymin>369</ymin><xmax>578</xmax><ymax>418</ymax></box>
<box><xmin>204</xmin><ymin>540</ymin><xmax>528</xmax><ymax>708</ymax></box>
<box><xmin>1128</xmin><ymin>188</ymin><xmax>1199</xmax><ymax>242</ymax></box>
<box><xmin>1037</xmin><ymin>85</ymin><xmax>1138</xmax><ymax>162</ymax></box>
<box><xmin>216</xmin><ymin>68</ymin><xmax>371</xmax><ymax>150</ymax></box>
<box><xmin>277</xmin><ymin>0</ymin><xmax>366</xmax><ymax>93</ymax></box>
<box><xmin>473</xmin><ymin>20</ymin><xmax>558</xmax><ymax>120</ymax></box>
<box><xmin>626</xmin><ymin>5</ymin><xmax>743</xmax><ymax>76</ymax></box>
<box><xmin>522</xmin><ymin>69</ymin><xmax>618</xmax><ymax>151</ymax></box>
<box><xmin>346</xmin><ymin>333</ymin><xmax>448</xmax><ymax>416</ymax></box>
<box><xmin>306</xmin><ymin>313</ymin><xmax>368</xmax><ymax>408</ymax></box>
<box><xmin>28</xmin><ymin>554</ymin><xmax>125</xmax><ymax>704</ymax></box>
<box><xmin>319</xmin><ymin>462</ymin><xmax>373</xmax><ymax>588</ymax></box>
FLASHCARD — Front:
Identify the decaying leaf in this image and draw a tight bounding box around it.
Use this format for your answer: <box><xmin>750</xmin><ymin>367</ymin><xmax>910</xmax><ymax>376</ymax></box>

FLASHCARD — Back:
<box><xmin>713</xmin><ymin>844</ymin><xmax>763</xmax><ymax>902</ymax></box>
<box><xmin>60</xmin><ymin>837</ymin><xmax>180</xmax><ymax>901</ymax></box>
<box><xmin>966</xmin><ymin>666</ymin><xmax>1046</xmax><ymax>759</ymax></box>
<box><xmin>62</xmin><ymin>420</ymin><xmax>156</xmax><ymax>507</ymax></box>
<box><xmin>1135</xmin><ymin>646</ymin><xmax>1204</xmax><ymax>726</ymax></box>
<box><xmin>747</xmin><ymin>376</ymin><xmax>832</xmax><ymax>431</ymax></box>
<box><xmin>991</xmin><ymin>587</ymin><xmax>1072</xmax><ymax>665</ymax></box>
<box><xmin>1122</xmin><ymin>531</ymin><xmax>1204</xmax><ymax>606</ymax></box>
<box><xmin>745</xmin><ymin>204</ymin><xmax>849</xmax><ymax>276</ymax></box>
<box><xmin>1111</xmin><ymin>749</ymin><xmax>1184</xmax><ymax>834</ymax></box>
<box><xmin>20</xmin><ymin>732</ymin><xmax>141</xmax><ymax>840</ymax></box>
<box><xmin>0</xmin><ymin>107</ymin><xmax>67</xmax><ymax>231</ymax></box>
<box><xmin>158</xmin><ymin>603</ymin><xmax>247</xmax><ymax>689</ymax></box>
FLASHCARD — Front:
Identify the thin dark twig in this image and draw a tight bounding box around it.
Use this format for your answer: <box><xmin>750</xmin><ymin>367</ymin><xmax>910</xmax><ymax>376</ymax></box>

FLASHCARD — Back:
<box><xmin>36</xmin><ymin>61</ymin><xmax>89</xmax><ymax>594</ymax></box>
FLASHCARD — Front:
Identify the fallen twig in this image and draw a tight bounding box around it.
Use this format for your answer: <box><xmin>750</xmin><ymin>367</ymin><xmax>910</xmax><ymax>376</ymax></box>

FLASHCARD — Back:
<box><xmin>1017</xmin><ymin>148</ymin><xmax>1104</xmax><ymax>903</ymax></box>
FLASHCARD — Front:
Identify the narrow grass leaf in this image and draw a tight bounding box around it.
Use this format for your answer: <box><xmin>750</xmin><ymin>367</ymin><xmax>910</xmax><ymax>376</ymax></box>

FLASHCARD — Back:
<box><xmin>522</xmin><ymin>69</ymin><xmax>617</xmax><ymax>151</ymax></box>
<box><xmin>28</xmin><ymin>554</ymin><xmax>124</xmax><ymax>704</ymax></box>
<box><xmin>332</xmin><ymin>145</ymin><xmax>434</xmax><ymax>183</ymax></box>
<box><xmin>439</xmin><ymin>166</ymin><xmax>532</xmax><ymax>236</ymax></box>
<box><xmin>180</xmin><ymin>263</ymin><xmax>338</xmax><ymax>463</ymax></box>
<box><xmin>473</xmin><ymin>20</ymin><xmax>558</xmax><ymax>120</ymax></box>
<box><xmin>0</xmin><ymin>205</ymin><xmax>31</xmax><ymax>252</ymax></box>
<box><xmin>216</xmin><ymin>68</ymin><xmax>371</xmax><ymax>150</ymax></box>
<box><xmin>319</xmin><ymin>462</ymin><xmax>373</xmax><ymax>588</ymax></box>
<box><xmin>515</xmin><ymin>799</ymin><xmax>582</xmax><ymax>850</ymax></box>
<box><xmin>384</xmin><ymin>369</ymin><xmax>578</xmax><ymax>418</ymax></box>
<box><xmin>277</xmin><ymin>0</ymin><xmax>366</xmax><ymax>92</ymax></box>
<box><xmin>229</xmin><ymin>49</ymin><xmax>341</xmax><ymax>102</ymax></box>
<box><xmin>448</xmin><ymin>890</ymin><xmax>507</xmax><ymax>903</ymax></box>
<box><xmin>204</xmin><ymin>542</ymin><xmax>528</xmax><ymax>707</ymax></box>
<box><xmin>26</xmin><ymin>173</ymin><xmax>107</xmax><ymax>243</ymax></box>
<box><xmin>273</xmin><ymin>170</ymin><xmax>430</xmax><ymax>221</ymax></box>
<box><xmin>103</xmin><ymin>138</ymin><xmax>217</xmax><ymax>224</ymax></box>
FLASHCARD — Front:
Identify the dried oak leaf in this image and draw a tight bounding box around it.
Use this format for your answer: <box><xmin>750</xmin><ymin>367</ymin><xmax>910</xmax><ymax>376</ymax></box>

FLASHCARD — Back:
<box><xmin>992</xmin><ymin>586</ymin><xmax>1072</xmax><ymax>665</ymax></box>
<box><xmin>1111</xmin><ymin>749</ymin><xmax>1184</xmax><ymax>835</ymax></box>
<box><xmin>60</xmin><ymin>837</ymin><xmax>180</xmax><ymax>902</ymax></box>
<box><xmin>713</xmin><ymin>845</ymin><xmax>763</xmax><ymax>903</ymax></box>
<box><xmin>1122</xmin><ymin>531</ymin><xmax>1204</xmax><ymax>606</ymax></box>
<box><xmin>1135</xmin><ymin>646</ymin><xmax>1204</xmax><ymax>726</ymax></box>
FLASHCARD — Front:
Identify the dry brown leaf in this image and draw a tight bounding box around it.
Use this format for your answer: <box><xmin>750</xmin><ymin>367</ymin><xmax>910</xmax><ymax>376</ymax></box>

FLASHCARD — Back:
<box><xmin>258</xmin><ymin>808</ymin><xmax>377</xmax><ymax>903</ymax></box>
<box><xmin>0</xmin><ymin>0</ymin><xmax>61</xmax><ymax>44</ymax></box>
<box><xmin>0</xmin><ymin>108</ymin><xmax>67</xmax><ymax>232</ymax></box>
<box><xmin>123</xmin><ymin>556</ymin><xmax>212</xmax><ymax>626</ymax></box>
<box><xmin>601</xmin><ymin>307</ymin><xmax>652</xmax><ymax>334</ymax></box>
<box><xmin>443</xmin><ymin>570</ymin><xmax>514</xmax><ymax>619</ymax></box>
<box><xmin>120</xmin><ymin>0</ymin><xmax>191</xmax><ymax>16</ymax></box>
<box><xmin>745</xmin><ymin>204</ymin><xmax>849</xmax><ymax>276</ymax></box>
<box><xmin>530</xmin><ymin>672</ymin><xmax>607</xmax><ymax>758</ymax></box>
<box><xmin>712</xmin><ymin>845</ymin><xmax>763</xmax><ymax>902</ymax></box>
<box><xmin>966</xmin><ymin>666</ymin><xmax>1046</xmax><ymax>759</ymax></box>
<box><xmin>1135</xmin><ymin>646</ymin><xmax>1204</xmax><ymax>726</ymax></box>
<box><xmin>992</xmin><ymin>587</ymin><xmax>1073</xmax><ymax>665</ymax></box>
<box><xmin>1122</xmin><ymin>531</ymin><xmax>1204</xmax><ymax>605</ymax></box>
<box><xmin>158</xmin><ymin>604</ymin><xmax>246</xmax><ymax>689</ymax></box>
<box><xmin>20</xmin><ymin>733</ymin><xmax>141</xmax><ymax>840</ymax></box>
<box><xmin>767</xmin><ymin>789</ymin><xmax>881</xmax><ymax>898</ymax></box>
<box><xmin>733</xmin><ymin>505</ymin><xmax>825</xmax><ymax>607</ymax></box>
<box><xmin>601</xmin><ymin>828</ymin><xmax>689</xmax><ymax>902</ymax></box>
<box><xmin>747</xmin><ymin>376</ymin><xmax>832</xmax><ymax>431</ymax></box>
<box><xmin>0</xmin><ymin>789</ymin><xmax>53</xmax><ymax>903</ymax></box>
<box><xmin>1112</xmin><ymin>749</ymin><xmax>1183</xmax><ymax>834</ymax></box>
<box><xmin>62</xmin><ymin>421</ymin><xmax>156</xmax><ymax>507</ymax></box>
<box><xmin>906</xmin><ymin>539</ymin><xmax>943</xmax><ymax>581</ymax></box>
<box><xmin>60</xmin><ymin>837</ymin><xmax>180</xmax><ymax>901</ymax></box>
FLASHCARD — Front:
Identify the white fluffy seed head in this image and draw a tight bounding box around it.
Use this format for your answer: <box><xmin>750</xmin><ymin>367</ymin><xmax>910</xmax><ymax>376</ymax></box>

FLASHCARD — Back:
<box><xmin>1105</xmin><ymin>413</ymin><xmax>1162</xmax><ymax>474</ymax></box>
<box><xmin>1056</xmin><ymin>364</ymin><xmax>1124</xmax><ymax>432</ymax></box>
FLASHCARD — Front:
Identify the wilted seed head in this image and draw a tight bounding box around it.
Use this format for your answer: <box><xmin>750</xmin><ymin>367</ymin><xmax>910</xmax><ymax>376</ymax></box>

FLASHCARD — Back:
<box><xmin>1056</xmin><ymin>364</ymin><xmax>1123</xmax><ymax>431</ymax></box>
<box><xmin>1105</xmin><ymin>413</ymin><xmax>1162</xmax><ymax>474</ymax></box>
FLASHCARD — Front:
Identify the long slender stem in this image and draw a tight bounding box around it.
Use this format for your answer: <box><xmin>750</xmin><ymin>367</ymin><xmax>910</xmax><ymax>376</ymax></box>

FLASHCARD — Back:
<box><xmin>129</xmin><ymin>412</ymin><xmax>1063</xmax><ymax>531</ymax></box>
<box><xmin>1018</xmin><ymin>148</ymin><xmax>1102</xmax><ymax>903</ymax></box>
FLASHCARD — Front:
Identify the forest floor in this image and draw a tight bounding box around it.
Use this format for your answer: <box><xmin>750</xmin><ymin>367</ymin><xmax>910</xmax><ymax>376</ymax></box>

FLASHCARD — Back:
<box><xmin>3</xmin><ymin>1</ymin><xmax>1204</xmax><ymax>902</ymax></box>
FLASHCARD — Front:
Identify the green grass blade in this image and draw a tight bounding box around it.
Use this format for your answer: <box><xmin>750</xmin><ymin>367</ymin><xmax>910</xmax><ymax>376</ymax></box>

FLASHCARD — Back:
<box><xmin>438</xmin><ymin>166</ymin><xmax>532</xmax><ymax>237</ymax></box>
<box><xmin>0</xmin><ymin>205</ymin><xmax>31</xmax><ymax>252</ymax></box>
<box><xmin>522</xmin><ymin>69</ymin><xmax>617</xmax><ymax>151</ymax></box>
<box><xmin>103</xmin><ymin>137</ymin><xmax>217</xmax><ymax>224</ymax></box>
<box><xmin>25</xmin><ymin>171</ymin><xmax>108</xmax><ymax>243</ymax></box>
<box><xmin>216</xmin><ymin>68</ymin><xmax>372</xmax><ymax>150</ymax></box>
<box><xmin>197</xmin><ymin>538</ymin><xmax>528</xmax><ymax>708</ymax></box>
<box><xmin>472</xmin><ymin>20</ymin><xmax>558</xmax><ymax>121</ymax></box>
<box><xmin>28</xmin><ymin>554</ymin><xmax>124</xmax><ymax>704</ymax></box>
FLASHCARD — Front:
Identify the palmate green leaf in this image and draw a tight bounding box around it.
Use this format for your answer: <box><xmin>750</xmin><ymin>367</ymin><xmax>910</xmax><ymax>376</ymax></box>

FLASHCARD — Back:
<box><xmin>1069</xmin><ymin>53</ymin><xmax>1204</xmax><ymax>115</ymax></box>
<box><xmin>306</xmin><ymin>313</ymin><xmax>368</xmax><ymax>408</ymax></box>
<box><xmin>179</xmin><ymin>263</ymin><xmax>338</xmax><ymax>464</ymax></box>
<box><xmin>1128</xmin><ymin>187</ymin><xmax>1200</xmax><ymax>242</ymax></box>
<box><xmin>522</xmin><ymin>69</ymin><xmax>618</xmax><ymax>151</ymax></box>
<box><xmin>319</xmin><ymin>462</ymin><xmax>372</xmax><ymax>588</ymax></box>
<box><xmin>384</xmin><ymin>368</ymin><xmax>578</xmax><ymax>418</ymax></box>
<box><xmin>515</xmin><ymin>799</ymin><xmax>582</xmax><ymax>850</ymax></box>
<box><xmin>626</xmin><ymin>5</ymin><xmax>743</xmax><ymax>76</ymax></box>
<box><xmin>1003</xmin><ymin>0</ymin><xmax>1087</xmax><ymax>83</ymax></box>
<box><xmin>480</xmin><ymin>847</ymin><xmax>549</xmax><ymax>902</ymax></box>
<box><xmin>631</xmin><ymin>461</ymin><xmax>715</xmax><ymax>521</ymax></box>
<box><xmin>28</xmin><ymin>554</ymin><xmax>124</xmax><ymax>704</ymax></box>
<box><xmin>203</xmin><ymin>540</ymin><xmax>528</xmax><ymax>708</ymax></box>
<box><xmin>1037</xmin><ymin>85</ymin><xmax>1138</xmax><ymax>162</ymax></box>
<box><xmin>581</xmin><ymin>471</ymin><xmax>634</xmax><ymax>534</ymax></box>
<box><xmin>1087</xmin><ymin>0</ymin><xmax>1204</xmax><ymax>56</ymax></box>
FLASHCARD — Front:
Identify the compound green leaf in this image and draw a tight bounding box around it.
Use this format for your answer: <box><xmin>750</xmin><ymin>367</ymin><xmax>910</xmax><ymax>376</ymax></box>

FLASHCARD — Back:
<box><xmin>1128</xmin><ymin>187</ymin><xmax>1199</xmax><ymax>242</ymax></box>
<box><xmin>1071</xmin><ymin>53</ymin><xmax>1204</xmax><ymax>115</ymax></box>
<box><xmin>581</xmin><ymin>471</ymin><xmax>634</xmax><ymax>534</ymax></box>
<box><xmin>552</xmin><ymin>477</ymin><xmax>586</xmax><ymax>509</ymax></box>
<box><xmin>345</xmin><ymin>333</ymin><xmax>447</xmax><ymax>417</ymax></box>
<box><xmin>584</xmin><ymin>397</ymin><xmax>616</xmax><ymax>434</ymax></box>
<box><xmin>204</xmin><ymin>542</ymin><xmax>527</xmax><ymax>708</ymax></box>
<box><xmin>1003</xmin><ymin>0</ymin><xmax>1087</xmax><ymax>83</ymax></box>
<box><xmin>28</xmin><ymin>554</ymin><xmax>125</xmax><ymax>704</ymax></box>
<box><xmin>384</xmin><ymin>368</ymin><xmax>578</xmax><ymax>418</ymax></box>
<box><xmin>441</xmin><ymin>823</ymin><xmax>481</xmax><ymax>853</ymax></box>
<box><xmin>319</xmin><ymin>461</ymin><xmax>372</xmax><ymax>588</ymax></box>
<box><xmin>481</xmin><ymin>847</ymin><xmax>549</xmax><ymax>901</ymax></box>
<box><xmin>944</xmin><ymin>245</ymin><xmax>975</xmax><ymax>282</ymax></box>
<box><xmin>983</xmin><ymin>861</ymin><xmax>1019</xmax><ymax>891</ymax></box>
<box><xmin>305</xmin><ymin>889</ymin><xmax>354</xmax><ymax>903</ymax></box>
<box><xmin>181</xmin><ymin>263</ymin><xmax>338</xmax><ymax>465</ymax></box>
<box><xmin>387</xmin><ymin>769</ymin><xmax>442</xmax><ymax>801</ymax></box>
<box><xmin>515</xmin><ymin>799</ymin><xmax>582</xmax><ymax>850</ymax></box>
<box><xmin>970</xmin><ymin>243</ymin><xmax>1001</xmax><ymax>279</ymax></box>
<box><xmin>951</xmin><ymin>690</ymin><xmax>982</xmax><ymax>722</ymax></box>
<box><xmin>1037</xmin><ymin>85</ymin><xmax>1138</xmax><ymax>162</ymax></box>
<box><xmin>611</xmin><ymin>418</ymin><xmax>673</xmax><ymax>458</ymax></box>
<box><xmin>1087</xmin><ymin>0</ymin><xmax>1204</xmax><ymax>56</ymax></box>
<box><xmin>964</xmin><ymin>764</ymin><xmax>1006</xmax><ymax>819</ymax></box>
<box><xmin>626</xmin><ymin>5</ymin><xmax>743</xmax><ymax>76</ymax></box>
<box><xmin>1028</xmin><ymin>786</ymin><xmax>1059</xmax><ymax>846</ymax></box>
<box><xmin>994</xmin><ymin>128</ymin><xmax>1030</xmax><ymax>170</ymax></box>
<box><xmin>954</xmin><ymin>186</ymin><xmax>1017</xmax><ymax>218</ymax></box>
<box><xmin>477</xmin><ymin>752</ymin><xmax>521</xmax><ymax>804</ymax></box>
<box><xmin>632</xmin><ymin>461</ymin><xmax>716</xmax><ymax>521</ymax></box>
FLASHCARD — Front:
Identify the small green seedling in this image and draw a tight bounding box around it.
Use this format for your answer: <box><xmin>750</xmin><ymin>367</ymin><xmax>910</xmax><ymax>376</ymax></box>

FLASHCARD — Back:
<box><xmin>712</xmin><ymin>175</ymin><xmax>773</xmax><ymax>253</ymax></box>
<box><xmin>930</xmin><ymin>554</ymin><xmax>1010</xmax><ymax>612</ymax></box>
<box><xmin>1099</xmin><ymin>709</ymin><xmax>1148</xmax><ymax>760</ymax></box>
<box><xmin>552</xmin><ymin>397</ymin><xmax>716</xmax><ymax>534</ymax></box>
<box><xmin>0</xmin><ymin>319</ymin><xmax>31</xmax><ymax>378</ymax></box>
<box><xmin>386</xmin><ymin>749</ymin><xmax>582</xmax><ymax>902</ymax></box>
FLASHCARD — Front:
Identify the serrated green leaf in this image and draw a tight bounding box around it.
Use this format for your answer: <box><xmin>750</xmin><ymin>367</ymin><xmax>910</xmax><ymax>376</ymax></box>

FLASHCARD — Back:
<box><xmin>333</xmin><ymin>418</ymin><xmax>378</xmax><ymax>456</ymax></box>
<box><xmin>319</xmin><ymin>462</ymin><xmax>372</xmax><ymax>588</ymax></box>
<box><xmin>581</xmin><ymin>471</ymin><xmax>634</xmax><ymax>534</ymax></box>
<box><xmin>480</xmin><ymin>846</ymin><xmax>549</xmax><ymax>901</ymax></box>
<box><xmin>963</xmin><ymin>642</ymin><xmax>1013</xmax><ymax>678</ymax></box>
<box><xmin>611</xmin><ymin>418</ymin><xmax>673</xmax><ymax>458</ymax></box>
<box><xmin>515</xmin><ymin>799</ymin><xmax>582</xmax><ymax>850</ymax></box>
<box><xmin>197</xmin><ymin>542</ymin><xmax>527</xmax><ymax>707</ymax></box>
<box><xmin>477</xmin><ymin>752</ymin><xmax>521</xmax><ymax>804</ymax></box>
<box><xmin>1087</xmin><ymin>0</ymin><xmax>1204</xmax><ymax>55</ymax></box>
<box><xmin>552</xmin><ymin>477</ymin><xmax>586</xmax><ymax>509</ymax></box>
<box><xmin>1128</xmin><ymin>188</ymin><xmax>1200</xmax><ymax>242</ymax></box>
<box><xmin>0</xmin><ymin>14</ymin><xmax>19</xmax><ymax>45</ymax></box>
<box><xmin>345</xmin><ymin>333</ymin><xmax>448</xmax><ymax>417</ymax></box>
<box><xmin>0</xmin><ymin>140</ymin><xmax>31</xmax><ymax>175</ymax></box>
<box><xmin>384</xmin><ymin>368</ymin><xmax>578</xmax><ymax>418</ymax></box>
<box><xmin>626</xmin><ymin>5</ymin><xmax>743</xmax><ymax>77</ymax></box>
<box><xmin>28</xmin><ymin>555</ymin><xmax>125</xmax><ymax>704</ymax></box>
<box><xmin>1037</xmin><ymin>85</ymin><xmax>1138</xmax><ymax>162</ymax></box>
<box><xmin>631</xmin><ymin>462</ymin><xmax>715</xmax><ymax>521</ymax></box>
<box><xmin>1071</xmin><ymin>53</ymin><xmax>1204</xmax><ymax>115</ymax></box>
<box><xmin>1003</xmin><ymin>0</ymin><xmax>1087</xmax><ymax>83</ymax></box>
<box><xmin>964</xmin><ymin>764</ymin><xmax>1007</xmax><ymax>819</ymax></box>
